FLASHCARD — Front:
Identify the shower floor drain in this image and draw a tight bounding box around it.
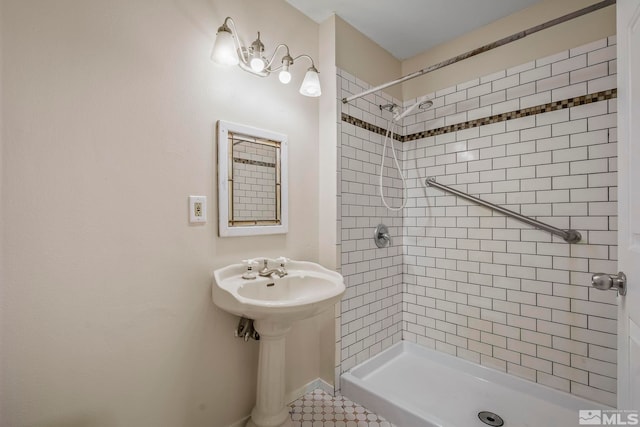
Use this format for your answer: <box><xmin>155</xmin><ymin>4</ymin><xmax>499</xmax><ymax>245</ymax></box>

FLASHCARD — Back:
<box><xmin>478</xmin><ymin>411</ymin><xmax>504</xmax><ymax>426</ymax></box>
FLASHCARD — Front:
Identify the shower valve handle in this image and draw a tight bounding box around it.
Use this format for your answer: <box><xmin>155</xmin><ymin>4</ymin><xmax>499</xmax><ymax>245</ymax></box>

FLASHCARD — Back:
<box><xmin>380</xmin><ymin>233</ymin><xmax>391</xmax><ymax>245</ymax></box>
<box><xmin>374</xmin><ymin>224</ymin><xmax>391</xmax><ymax>248</ymax></box>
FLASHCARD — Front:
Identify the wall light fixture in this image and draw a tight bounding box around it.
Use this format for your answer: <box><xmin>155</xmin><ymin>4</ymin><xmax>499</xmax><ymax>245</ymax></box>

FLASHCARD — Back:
<box><xmin>211</xmin><ymin>17</ymin><xmax>322</xmax><ymax>97</ymax></box>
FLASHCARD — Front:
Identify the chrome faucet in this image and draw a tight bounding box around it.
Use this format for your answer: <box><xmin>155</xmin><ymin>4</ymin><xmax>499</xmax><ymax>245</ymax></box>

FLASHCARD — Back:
<box><xmin>258</xmin><ymin>258</ymin><xmax>288</xmax><ymax>278</ymax></box>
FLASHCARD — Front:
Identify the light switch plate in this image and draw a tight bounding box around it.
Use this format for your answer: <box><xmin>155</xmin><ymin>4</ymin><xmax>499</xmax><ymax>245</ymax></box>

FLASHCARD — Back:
<box><xmin>189</xmin><ymin>196</ymin><xmax>206</xmax><ymax>223</ymax></box>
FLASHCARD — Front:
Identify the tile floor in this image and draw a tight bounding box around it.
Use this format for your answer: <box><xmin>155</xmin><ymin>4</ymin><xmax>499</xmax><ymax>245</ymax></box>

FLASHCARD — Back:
<box><xmin>289</xmin><ymin>388</ymin><xmax>395</xmax><ymax>427</ymax></box>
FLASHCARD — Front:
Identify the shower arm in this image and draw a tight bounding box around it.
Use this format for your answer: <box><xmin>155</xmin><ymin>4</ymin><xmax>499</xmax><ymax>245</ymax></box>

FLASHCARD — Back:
<box><xmin>342</xmin><ymin>0</ymin><xmax>615</xmax><ymax>104</ymax></box>
<box><xmin>425</xmin><ymin>178</ymin><xmax>582</xmax><ymax>244</ymax></box>
<box><xmin>394</xmin><ymin>96</ymin><xmax>430</xmax><ymax>121</ymax></box>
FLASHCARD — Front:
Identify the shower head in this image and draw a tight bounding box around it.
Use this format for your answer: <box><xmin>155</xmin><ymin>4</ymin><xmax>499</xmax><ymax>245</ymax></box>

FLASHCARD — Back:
<box><xmin>379</xmin><ymin>103</ymin><xmax>399</xmax><ymax>113</ymax></box>
<box><xmin>393</xmin><ymin>95</ymin><xmax>433</xmax><ymax>122</ymax></box>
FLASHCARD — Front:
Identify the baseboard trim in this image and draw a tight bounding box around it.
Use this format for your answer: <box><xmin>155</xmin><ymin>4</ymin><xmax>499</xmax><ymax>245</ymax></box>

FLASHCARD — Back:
<box><xmin>226</xmin><ymin>415</ymin><xmax>250</xmax><ymax>427</ymax></box>
<box><xmin>225</xmin><ymin>378</ymin><xmax>334</xmax><ymax>427</ymax></box>
<box><xmin>285</xmin><ymin>377</ymin><xmax>334</xmax><ymax>404</ymax></box>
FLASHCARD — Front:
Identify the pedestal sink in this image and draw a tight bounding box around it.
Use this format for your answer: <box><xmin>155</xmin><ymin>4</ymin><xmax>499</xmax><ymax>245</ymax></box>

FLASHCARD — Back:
<box><xmin>212</xmin><ymin>258</ymin><xmax>345</xmax><ymax>427</ymax></box>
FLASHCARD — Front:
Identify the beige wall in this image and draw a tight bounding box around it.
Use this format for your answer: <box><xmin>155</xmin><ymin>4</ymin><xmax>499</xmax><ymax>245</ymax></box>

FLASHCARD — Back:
<box><xmin>318</xmin><ymin>16</ymin><xmax>338</xmax><ymax>275</ymax></box>
<box><xmin>402</xmin><ymin>0</ymin><xmax>616</xmax><ymax>98</ymax></box>
<box><xmin>0</xmin><ymin>1</ymin><xmax>327</xmax><ymax>426</ymax></box>
<box><xmin>317</xmin><ymin>15</ymin><xmax>339</xmax><ymax>384</ymax></box>
<box><xmin>335</xmin><ymin>16</ymin><xmax>402</xmax><ymax>100</ymax></box>
<box><xmin>0</xmin><ymin>0</ymin><xmax>4</xmax><ymax>414</ymax></box>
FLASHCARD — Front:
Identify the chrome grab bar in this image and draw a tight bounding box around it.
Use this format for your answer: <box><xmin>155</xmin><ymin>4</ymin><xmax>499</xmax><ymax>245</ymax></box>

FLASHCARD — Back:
<box><xmin>425</xmin><ymin>178</ymin><xmax>582</xmax><ymax>244</ymax></box>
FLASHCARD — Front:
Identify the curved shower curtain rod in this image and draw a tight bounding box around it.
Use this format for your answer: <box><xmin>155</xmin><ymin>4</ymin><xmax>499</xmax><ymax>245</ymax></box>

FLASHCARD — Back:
<box><xmin>342</xmin><ymin>0</ymin><xmax>616</xmax><ymax>104</ymax></box>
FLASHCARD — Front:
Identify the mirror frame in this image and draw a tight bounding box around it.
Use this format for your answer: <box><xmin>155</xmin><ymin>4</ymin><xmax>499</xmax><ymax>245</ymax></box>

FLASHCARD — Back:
<box><xmin>217</xmin><ymin>120</ymin><xmax>288</xmax><ymax>237</ymax></box>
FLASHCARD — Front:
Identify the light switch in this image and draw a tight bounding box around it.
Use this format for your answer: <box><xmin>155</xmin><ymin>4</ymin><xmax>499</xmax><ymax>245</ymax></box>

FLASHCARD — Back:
<box><xmin>189</xmin><ymin>196</ymin><xmax>206</xmax><ymax>223</ymax></box>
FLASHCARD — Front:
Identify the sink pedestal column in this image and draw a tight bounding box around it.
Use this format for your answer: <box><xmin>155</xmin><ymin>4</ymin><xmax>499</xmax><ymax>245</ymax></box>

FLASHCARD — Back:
<box><xmin>247</xmin><ymin>320</ymin><xmax>293</xmax><ymax>427</ymax></box>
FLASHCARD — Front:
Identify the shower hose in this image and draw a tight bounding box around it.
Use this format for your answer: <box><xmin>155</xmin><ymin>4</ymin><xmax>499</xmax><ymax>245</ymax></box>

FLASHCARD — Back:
<box><xmin>379</xmin><ymin>119</ymin><xmax>407</xmax><ymax>211</ymax></box>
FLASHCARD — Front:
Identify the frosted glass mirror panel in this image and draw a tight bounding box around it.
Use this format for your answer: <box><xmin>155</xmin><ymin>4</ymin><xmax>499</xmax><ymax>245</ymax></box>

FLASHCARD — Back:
<box><xmin>217</xmin><ymin>121</ymin><xmax>288</xmax><ymax>236</ymax></box>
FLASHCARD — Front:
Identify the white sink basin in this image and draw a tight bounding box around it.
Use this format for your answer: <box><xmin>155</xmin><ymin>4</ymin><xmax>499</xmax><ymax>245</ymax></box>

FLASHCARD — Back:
<box><xmin>212</xmin><ymin>258</ymin><xmax>345</xmax><ymax>322</ymax></box>
<box><xmin>212</xmin><ymin>258</ymin><xmax>345</xmax><ymax>427</ymax></box>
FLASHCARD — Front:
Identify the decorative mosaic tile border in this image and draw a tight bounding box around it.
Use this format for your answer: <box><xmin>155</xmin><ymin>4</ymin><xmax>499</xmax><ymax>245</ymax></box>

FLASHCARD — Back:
<box><xmin>340</xmin><ymin>115</ymin><xmax>404</xmax><ymax>141</ymax></box>
<box><xmin>341</xmin><ymin>88</ymin><xmax>617</xmax><ymax>142</ymax></box>
<box><xmin>233</xmin><ymin>157</ymin><xmax>276</xmax><ymax>168</ymax></box>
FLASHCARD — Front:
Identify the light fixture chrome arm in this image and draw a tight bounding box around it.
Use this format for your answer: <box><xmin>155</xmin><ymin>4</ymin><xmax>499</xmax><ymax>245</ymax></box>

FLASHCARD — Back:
<box><xmin>264</xmin><ymin>44</ymin><xmax>291</xmax><ymax>70</ymax></box>
<box><xmin>291</xmin><ymin>54</ymin><xmax>316</xmax><ymax>68</ymax></box>
<box><xmin>211</xmin><ymin>16</ymin><xmax>322</xmax><ymax>96</ymax></box>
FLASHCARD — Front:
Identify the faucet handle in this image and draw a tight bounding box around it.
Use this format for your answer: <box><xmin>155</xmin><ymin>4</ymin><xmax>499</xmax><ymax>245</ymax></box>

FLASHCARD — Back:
<box><xmin>241</xmin><ymin>259</ymin><xmax>259</xmax><ymax>279</ymax></box>
<box><xmin>276</xmin><ymin>256</ymin><xmax>290</xmax><ymax>267</ymax></box>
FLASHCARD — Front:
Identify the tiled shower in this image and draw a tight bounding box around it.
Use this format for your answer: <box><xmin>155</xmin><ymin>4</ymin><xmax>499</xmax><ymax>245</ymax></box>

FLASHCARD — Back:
<box><xmin>336</xmin><ymin>35</ymin><xmax>618</xmax><ymax>407</ymax></box>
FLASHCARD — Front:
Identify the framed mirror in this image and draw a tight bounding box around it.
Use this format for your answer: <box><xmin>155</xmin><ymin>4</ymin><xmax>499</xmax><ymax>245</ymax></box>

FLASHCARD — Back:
<box><xmin>217</xmin><ymin>120</ymin><xmax>288</xmax><ymax>236</ymax></box>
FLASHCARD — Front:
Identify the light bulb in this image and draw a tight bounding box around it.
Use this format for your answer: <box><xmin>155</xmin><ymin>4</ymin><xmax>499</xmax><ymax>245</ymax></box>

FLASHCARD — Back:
<box><xmin>279</xmin><ymin>70</ymin><xmax>292</xmax><ymax>84</ymax></box>
<box><xmin>250</xmin><ymin>56</ymin><xmax>265</xmax><ymax>72</ymax></box>
<box><xmin>279</xmin><ymin>55</ymin><xmax>293</xmax><ymax>84</ymax></box>
<box><xmin>299</xmin><ymin>67</ymin><xmax>321</xmax><ymax>97</ymax></box>
<box><xmin>248</xmin><ymin>33</ymin><xmax>265</xmax><ymax>73</ymax></box>
<box><xmin>211</xmin><ymin>27</ymin><xmax>239</xmax><ymax>66</ymax></box>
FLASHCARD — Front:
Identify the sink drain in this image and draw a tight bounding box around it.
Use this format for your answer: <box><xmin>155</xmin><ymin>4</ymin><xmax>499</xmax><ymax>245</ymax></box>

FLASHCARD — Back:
<box><xmin>478</xmin><ymin>411</ymin><xmax>504</xmax><ymax>426</ymax></box>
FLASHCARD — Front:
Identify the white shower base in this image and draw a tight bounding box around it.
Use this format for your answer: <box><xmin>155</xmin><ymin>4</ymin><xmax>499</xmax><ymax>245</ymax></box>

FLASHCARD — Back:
<box><xmin>341</xmin><ymin>341</ymin><xmax>612</xmax><ymax>427</ymax></box>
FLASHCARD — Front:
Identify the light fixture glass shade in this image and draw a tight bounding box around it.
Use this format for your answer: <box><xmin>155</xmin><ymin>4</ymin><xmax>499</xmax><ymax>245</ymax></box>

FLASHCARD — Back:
<box><xmin>299</xmin><ymin>67</ymin><xmax>321</xmax><ymax>97</ymax></box>
<box><xmin>211</xmin><ymin>29</ymin><xmax>239</xmax><ymax>66</ymax></box>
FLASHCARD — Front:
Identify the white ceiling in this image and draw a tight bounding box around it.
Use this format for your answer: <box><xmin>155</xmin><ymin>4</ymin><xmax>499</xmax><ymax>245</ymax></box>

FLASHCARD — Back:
<box><xmin>286</xmin><ymin>0</ymin><xmax>541</xmax><ymax>60</ymax></box>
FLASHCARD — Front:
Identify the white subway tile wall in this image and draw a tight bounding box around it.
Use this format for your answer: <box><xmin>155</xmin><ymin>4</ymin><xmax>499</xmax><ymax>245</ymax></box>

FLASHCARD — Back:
<box><xmin>337</xmin><ymin>70</ymin><xmax>404</xmax><ymax>383</ymax></box>
<box><xmin>337</xmin><ymin>36</ymin><xmax>617</xmax><ymax>407</ymax></box>
<box><xmin>232</xmin><ymin>142</ymin><xmax>277</xmax><ymax>221</ymax></box>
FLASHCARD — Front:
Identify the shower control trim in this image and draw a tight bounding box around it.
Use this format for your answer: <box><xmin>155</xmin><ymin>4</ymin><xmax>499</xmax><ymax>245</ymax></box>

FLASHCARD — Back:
<box><xmin>374</xmin><ymin>224</ymin><xmax>391</xmax><ymax>248</ymax></box>
<box><xmin>591</xmin><ymin>272</ymin><xmax>627</xmax><ymax>296</ymax></box>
